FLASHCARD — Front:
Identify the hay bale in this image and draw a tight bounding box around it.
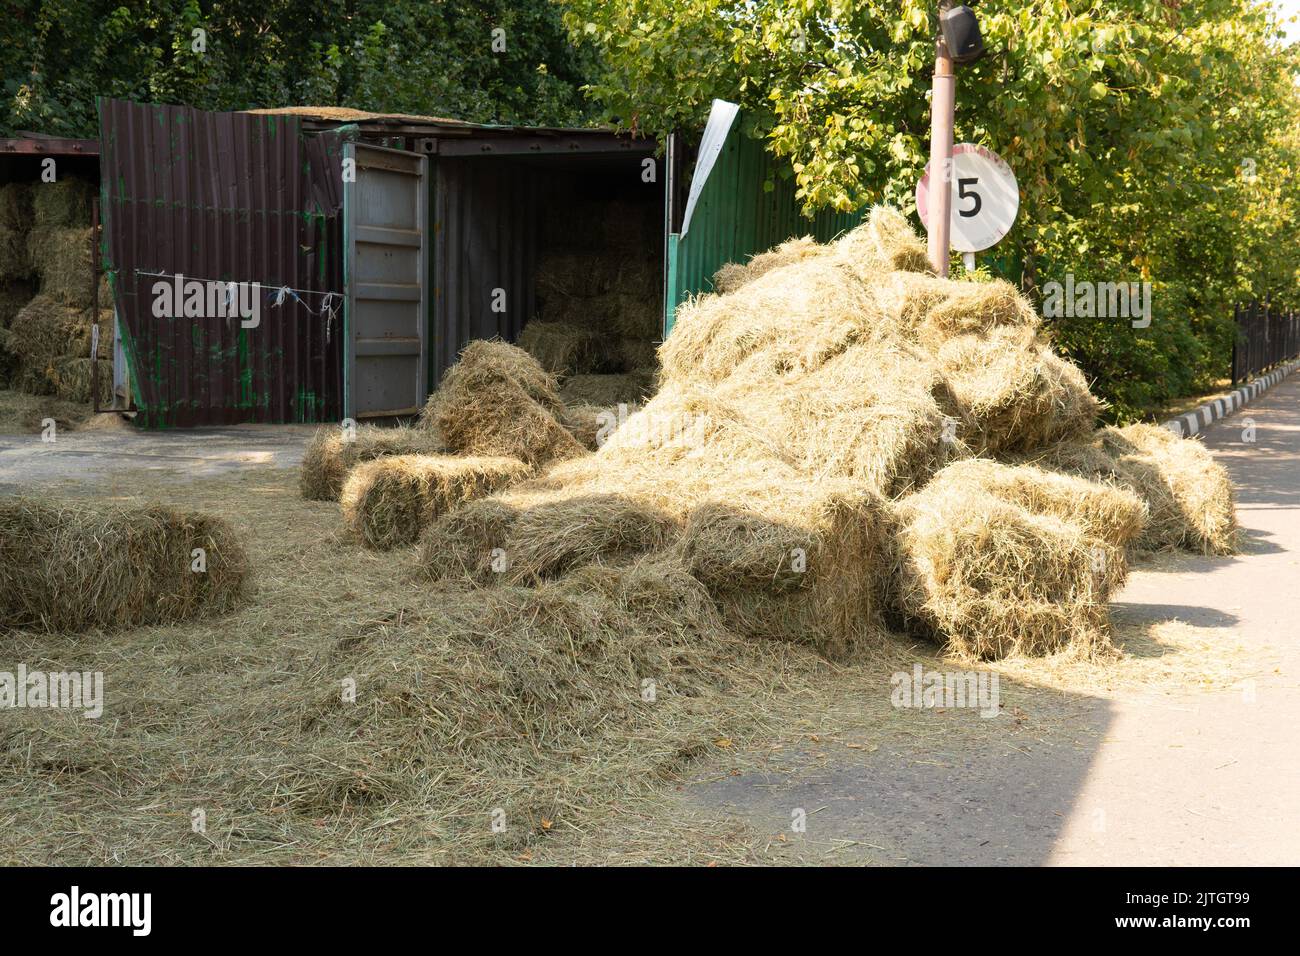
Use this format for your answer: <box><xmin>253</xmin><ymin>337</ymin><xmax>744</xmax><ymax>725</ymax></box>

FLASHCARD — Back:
<box><xmin>0</xmin><ymin>184</ymin><xmax>34</xmax><ymax>281</ymax></box>
<box><xmin>29</xmin><ymin>227</ymin><xmax>94</xmax><ymax>307</ymax></box>
<box><xmin>0</xmin><ymin>497</ymin><xmax>248</xmax><ymax>633</ymax></box>
<box><xmin>542</xmin><ymin>291</ymin><xmax>660</xmax><ymax>342</ymax></box>
<box><xmin>558</xmin><ymin>371</ymin><xmax>654</xmax><ymax>407</ymax></box>
<box><xmin>935</xmin><ymin>329</ymin><xmax>1098</xmax><ymax>455</ymax></box>
<box><xmin>417</xmin><ymin>497</ymin><xmax>521</xmax><ymax>582</ymax></box>
<box><xmin>736</xmin><ymin>340</ymin><xmax>965</xmax><ymax>496</ymax></box>
<box><xmin>874</xmin><ymin>272</ymin><xmax>1040</xmax><ymax>350</ymax></box>
<box><xmin>423</xmin><ymin>340</ymin><xmax>585</xmax><ymax>467</ymax></box>
<box><xmin>888</xmin><ymin>481</ymin><xmax>1126</xmax><ymax>660</ymax></box>
<box><xmin>68</xmin><ymin>309</ymin><xmax>113</xmax><ymax>360</ymax></box>
<box><xmin>608</xmin><ymin>293</ymin><xmax>660</xmax><ymax>339</ymax></box>
<box><xmin>422</xmin><ymin>339</ymin><xmax>563</xmax><ymax>417</ymax></box>
<box><xmin>559</xmin><ymin>402</ymin><xmax>637</xmax><ymax>450</ymax></box>
<box><xmin>516</xmin><ymin>320</ymin><xmax>609</xmax><ymax>375</ymax></box>
<box><xmin>712</xmin><ymin>236</ymin><xmax>824</xmax><ymax>294</ymax></box>
<box><xmin>680</xmin><ymin>479</ymin><xmax>889</xmax><ymax>658</ymax></box>
<box><xmin>619</xmin><ymin>336</ymin><xmax>659</xmax><ymax>371</ymax></box>
<box><xmin>831</xmin><ymin>206</ymin><xmax>931</xmax><ymax>279</ymax></box>
<box><xmin>500</xmin><ymin>494</ymin><xmax>678</xmax><ymax>584</ymax></box>
<box><xmin>535</xmin><ymin>254</ymin><xmax>623</xmax><ymax>298</ymax></box>
<box><xmin>1032</xmin><ymin>424</ymin><xmax>1237</xmax><ymax>554</ymax></box>
<box><xmin>31</xmin><ymin>178</ymin><xmax>94</xmax><ymax>230</ymax></box>
<box><xmin>340</xmin><ymin>454</ymin><xmax>529</xmax><ymax>550</ymax></box>
<box><xmin>53</xmin><ymin>356</ymin><xmax>112</xmax><ymax>405</ymax></box>
<box><xmin>429</xmin><ymin>371</ymin><xmax>586</xmax><ymax>468</ymax></box>
<box><xmin>661</xmin><ymin>255</ymin><xmax>877</xmax><ymax>388</ymax></box>
<box><xmin>921</xmin><ymin>458</ymin><xmax>1148</xmax><ymax>550</ymax></box>
<box><xmin>298</xmin><ymin>424</ymin><xmax>448</xmax><ymax>501</ymax></box>
<box><xmin>1105</xmin><ymin>425</ymin><xmax>1236</xmax><ymax>554</ymax></box>
<box><xmin>7</xmin><ymin>295</ymin><xmax>83</xmax><ymax>393</ymax></box>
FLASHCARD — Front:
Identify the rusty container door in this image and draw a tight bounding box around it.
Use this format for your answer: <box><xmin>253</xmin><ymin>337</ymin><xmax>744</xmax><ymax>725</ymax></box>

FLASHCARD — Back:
<box><xmin>343</xmin><ymin>143</ymin><xmax>428</xmax><ymax>419</ymax></box>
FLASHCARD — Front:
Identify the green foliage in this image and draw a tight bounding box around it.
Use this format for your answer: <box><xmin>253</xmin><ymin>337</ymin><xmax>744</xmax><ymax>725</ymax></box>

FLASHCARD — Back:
<box><xmin>0</xmin><ymin>0</ymin><xmax>596</xmax><ymax>136</ymax></box>
<box><xmin>560</xmin><ymin>0</ymin><xmax>1300</xmax><ymax>419</ymax></box>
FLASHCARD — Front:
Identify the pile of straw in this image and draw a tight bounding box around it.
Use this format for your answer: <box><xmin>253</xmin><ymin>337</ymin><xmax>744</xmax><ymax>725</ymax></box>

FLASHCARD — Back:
<box><xmin>421</xmin><ymin>339</ymin><xmax>586</xmax><ymax>468</ymax></box>
<box><xmin>0</xmin><ymin>497</ymin><xmax>248</xmax><ymax>632</ymax></box>
<box><xmin>416</xmin><ymin>206</ymin><xmax>1237</xmax><ymax>663</ymax></box>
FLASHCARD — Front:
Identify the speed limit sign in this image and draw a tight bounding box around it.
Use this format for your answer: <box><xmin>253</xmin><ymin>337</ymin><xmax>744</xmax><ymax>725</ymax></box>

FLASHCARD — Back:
<box><xmin>916</xmin><ymin>143</ymin><xmax>1019</xmax><ymax>253</ymax></box>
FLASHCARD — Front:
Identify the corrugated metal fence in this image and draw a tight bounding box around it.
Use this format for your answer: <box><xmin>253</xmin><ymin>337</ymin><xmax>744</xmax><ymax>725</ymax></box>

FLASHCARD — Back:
<box><xmin>665</xmin><ymin>122</ymin><xmax>863</xmax><ymax>334</ymax></box>
<box><xmin>99</xmin><ymin>98</ymin><xmax>353</xmax><ymax>427</ymax></box>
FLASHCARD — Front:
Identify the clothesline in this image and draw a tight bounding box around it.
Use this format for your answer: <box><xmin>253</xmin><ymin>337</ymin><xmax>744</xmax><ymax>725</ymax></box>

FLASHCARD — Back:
<box><xmin>131</xmin><ymin>268</ymin><xmax>344</xmax><ymax>341</ymax></box>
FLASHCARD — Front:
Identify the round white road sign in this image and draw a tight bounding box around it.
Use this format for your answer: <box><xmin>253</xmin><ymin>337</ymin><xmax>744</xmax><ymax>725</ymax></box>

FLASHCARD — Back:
<box><xmin>916</xmin><ymin>143</ymin><xmax>1019</xmax><ymax>253</ymax></box>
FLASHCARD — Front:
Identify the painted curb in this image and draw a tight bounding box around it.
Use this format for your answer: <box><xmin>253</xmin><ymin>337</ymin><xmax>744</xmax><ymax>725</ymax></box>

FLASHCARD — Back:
<box><xmin>1161</xmin><ymin>359</ymin><xmax>1300</xmax><ymax>438</ymax></box>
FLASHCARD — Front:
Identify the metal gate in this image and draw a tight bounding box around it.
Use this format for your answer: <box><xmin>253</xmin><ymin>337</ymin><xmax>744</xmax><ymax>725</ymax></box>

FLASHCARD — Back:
<box><xmin>343</xmin><ymin>143</ymin><xmax>428</xmax><ymax>419</ymax></box>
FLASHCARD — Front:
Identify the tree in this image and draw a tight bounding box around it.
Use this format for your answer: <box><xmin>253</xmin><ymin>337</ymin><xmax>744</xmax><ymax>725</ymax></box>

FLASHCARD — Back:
<box><xmin>0</xmin><ymin>0</ymin><xmax>596</xmax><ymax>137</ymax></box>
<box><xmin>559</xmin><ymin>0</ymin><xmax>1300</xmax><ymax>418</ymax></box>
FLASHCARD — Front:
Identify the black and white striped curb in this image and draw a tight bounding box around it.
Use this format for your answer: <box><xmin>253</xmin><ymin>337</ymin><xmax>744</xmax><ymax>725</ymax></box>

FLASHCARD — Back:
<box><xmin>1162</xmin><ymin>359</ymin><xmax>1300</xmax><ymax>438</ymax></box>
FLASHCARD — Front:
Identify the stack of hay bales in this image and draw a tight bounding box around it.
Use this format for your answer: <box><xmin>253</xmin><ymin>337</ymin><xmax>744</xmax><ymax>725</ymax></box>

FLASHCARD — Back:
<box><xmin>524</xmin><ymin>195</ymin><xmax>661</xmax><ymax>406</ymax></box>
<box><xmin>0</xmin><ymin>176</ymin><xmax>111</xmax><ymax>409</ymax></box>
<box><xmin>417</xmin><ymin>207</ymin><xmax>1236</xmax><ymax>661</ymax></box>
<box><xmin>0</xmin><ymin>497</ymin><xmax>248</xmax><ymax>632</ymax></box>
<box><xmin>299</xmin><ymin>424</ymin><xmax>449</xmax><ymax>501</ymax></box>
<box><xmin>303</xmin><ymin>340</ymin><xmax>615</xmax><ymax>550</ymax></box>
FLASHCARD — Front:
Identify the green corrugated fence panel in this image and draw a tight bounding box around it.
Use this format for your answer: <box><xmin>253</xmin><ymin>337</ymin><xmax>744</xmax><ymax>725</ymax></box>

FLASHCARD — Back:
<box><xmin>665</xmin><ymin>120</ymin><xmax>864</xmax><ymax>335</ymax></box>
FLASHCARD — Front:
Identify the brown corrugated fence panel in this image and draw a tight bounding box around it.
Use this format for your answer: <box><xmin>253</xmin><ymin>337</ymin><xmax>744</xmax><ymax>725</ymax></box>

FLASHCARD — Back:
<box><xmin>98</xmin><ymin>98</ymin><xmax>351</xmax><ymax>427</ymax></box>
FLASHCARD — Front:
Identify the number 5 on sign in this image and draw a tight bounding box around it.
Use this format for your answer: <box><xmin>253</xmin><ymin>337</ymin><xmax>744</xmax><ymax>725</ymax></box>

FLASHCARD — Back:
<box><xmin>916</xmin><ymin>143</ymin><xmax>1019</xmax><ymax>253</ymax></box>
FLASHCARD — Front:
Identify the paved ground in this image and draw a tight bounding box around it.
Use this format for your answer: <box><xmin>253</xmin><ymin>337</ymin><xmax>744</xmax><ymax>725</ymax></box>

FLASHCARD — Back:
<box><xmin>0</xmin><ymin>422</ymin><xmax>315</xmax><ymax>491</ymax></box>
<box><xmin>689</xmin><ymin>375</ymin><xmax>1300</xmax><ymax>865</ymax></box>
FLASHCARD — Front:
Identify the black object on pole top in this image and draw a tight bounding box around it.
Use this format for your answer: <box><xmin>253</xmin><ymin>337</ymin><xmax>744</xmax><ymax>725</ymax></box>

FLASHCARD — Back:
<box><xmin>941</xmin><ymin>5</ymin><xmax>986</xmax><ymax>64</ymax></box>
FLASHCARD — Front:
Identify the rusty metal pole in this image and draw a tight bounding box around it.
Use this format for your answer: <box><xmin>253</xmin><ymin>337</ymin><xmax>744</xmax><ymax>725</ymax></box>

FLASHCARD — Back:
<box><xmin>928</xmin><ymin>19</ymin><xmax>955</xmax><ymax>277</ymax></box>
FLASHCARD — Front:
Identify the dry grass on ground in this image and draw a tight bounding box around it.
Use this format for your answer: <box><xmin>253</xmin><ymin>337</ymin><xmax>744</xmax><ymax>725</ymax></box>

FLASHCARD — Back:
<box><xmin>0</xmin><ymin>465</ymin><xmax>1255</xmax><ymax>866</ymax></box>
<box><xmin>0</xmin><ymin>387</ymin><xmax>97</xmax><ymax>433</ymax></box>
